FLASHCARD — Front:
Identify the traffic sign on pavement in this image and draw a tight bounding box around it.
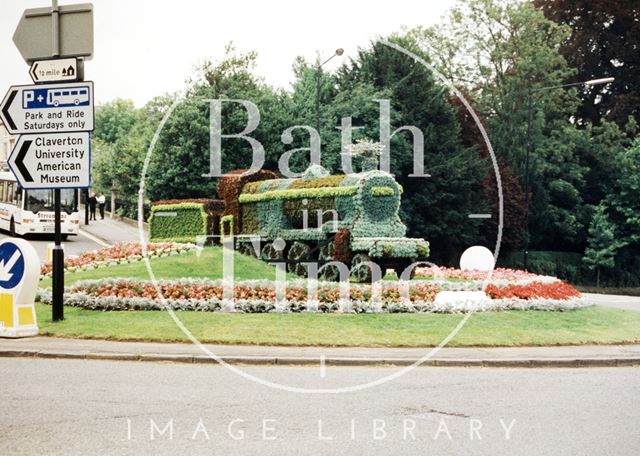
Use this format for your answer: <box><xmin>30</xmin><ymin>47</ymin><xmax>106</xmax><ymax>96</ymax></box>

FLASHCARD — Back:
<box><xmin>0</xmin><ymin>238</ymin><xmax>40</xmax><ymax>338</ymax></box>
<box><xmin>13</xmin><ymin>3</ymin><xmax>93</xmax><ymax>63</ymax></box>
<box><xmin>29</xmin><ymin>58</ymin><xmax>79</xmax><ymax>83</ymax></box>
<box><xmin>0</xmin><ymin>81</ymin><xmax>94</xmax><ymax>135</ymax></box>
<box><xmin>7</xmin><ymin>131</ymin><xmax>91</xmax><ymax>189</ymax></box>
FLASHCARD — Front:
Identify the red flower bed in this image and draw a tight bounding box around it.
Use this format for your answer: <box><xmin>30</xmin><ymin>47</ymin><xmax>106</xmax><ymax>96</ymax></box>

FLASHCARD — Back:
<box><xmin>73</xmin><ymin>280</ymin><xmax>440</xmax><ymax>304</ymax></box>
<box><xmin>485</xmin><ymin>281</ymin><xmax>580</xmax><ymax>300</ymax></box>
<box><xmin>41</xmin><ymin>242</ymin><xmax>191</xmax><ymax>276</ymax></box>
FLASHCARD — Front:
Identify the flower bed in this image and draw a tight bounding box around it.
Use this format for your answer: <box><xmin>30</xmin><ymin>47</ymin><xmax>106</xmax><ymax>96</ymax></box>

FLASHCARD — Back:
<box><xmin>485</xmin><ymin>281</ymin><xmax>581</xmax><ymax>300</ymax></box>
<box><xmin>39</xmin><ymin>277</ymin><xmax>587</xmax><ymax>314</ymax></box>
<box><xmin>415</xmin><ymin>266</ymin><xmax>548</xmax><ymax>282</ymax></box>
<box><xmin>40</xmin><ymin>242</ymin><xmax>195</xmax><ymax>277</ymax></box>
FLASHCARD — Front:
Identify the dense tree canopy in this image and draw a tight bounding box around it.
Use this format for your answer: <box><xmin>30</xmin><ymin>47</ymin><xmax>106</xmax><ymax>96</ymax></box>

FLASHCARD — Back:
<box><xmin>535</xmin><ymin>0</ymin><xmax>640</xmax><ymax>126</ymax></box>
<box><xmin>90</xmin><ymin>2</ymin><xmax>639</xmax><ymax>284</ymax></box>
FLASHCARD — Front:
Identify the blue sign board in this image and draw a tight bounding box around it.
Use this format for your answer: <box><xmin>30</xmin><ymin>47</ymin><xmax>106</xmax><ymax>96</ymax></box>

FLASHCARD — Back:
<box><xmin>22</xmin><ymin>85</ymin><xmax>91</xmax><ymax>109</ymax></box>
<box><xmin>0</xmin><ymin>242</ymin><xmax>25</xmax><ymax>290</ymax></box>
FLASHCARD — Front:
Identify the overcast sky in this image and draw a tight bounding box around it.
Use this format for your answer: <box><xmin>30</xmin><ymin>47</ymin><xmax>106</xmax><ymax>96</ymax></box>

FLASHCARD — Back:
<box><xmin>1</xmin><ymin>0</ymin><xmax>456</xmax><ymax>107</ymax></box>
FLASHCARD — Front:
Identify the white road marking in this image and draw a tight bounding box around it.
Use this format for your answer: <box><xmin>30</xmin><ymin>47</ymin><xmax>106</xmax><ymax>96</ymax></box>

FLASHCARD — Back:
<box><xmin>78</xmin><ymin>229</ymin><xmax>111</xmax><ymax>248</ymax></box>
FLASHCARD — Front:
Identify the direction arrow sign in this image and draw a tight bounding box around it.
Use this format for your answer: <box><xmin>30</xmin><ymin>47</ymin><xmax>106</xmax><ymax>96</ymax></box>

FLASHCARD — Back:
<box><xmin>13</xmin><ymin>3</ymin><xmax>93</xmax><ymax>63</ymax></box>
<box><xmin>0</xmin><ymin>81</ymin><xmax>94</xmax><ymax>135</ymax></box>
<box><xmin>7</xmin><ymin>132</ymin><xmax>91</xmax><ymax>189</ymax></box>
<box><xmin>29</xmin><ymin>58</ymin><xmax>79</xmax><ymax>83</ymax></box>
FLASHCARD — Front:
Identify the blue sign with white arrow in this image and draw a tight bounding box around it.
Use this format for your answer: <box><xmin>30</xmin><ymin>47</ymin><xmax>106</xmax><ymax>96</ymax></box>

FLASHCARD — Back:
<box><xmin>0</xmin><ymin>241</ymin><xmax>25</xmax><ymax>290</ymax></box>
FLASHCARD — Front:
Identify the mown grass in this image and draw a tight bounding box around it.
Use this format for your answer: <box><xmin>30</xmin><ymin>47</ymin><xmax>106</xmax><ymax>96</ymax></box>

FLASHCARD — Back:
<box><xmin>35</xmin><ymin>304</ymin><xmax>640</xmax><ymax>347</ymax></box>
<box><xmin>39</xmin><ymin>247</ymin><xmax>288</xmax><ymax>288</ymax></box>
<box><xmin>35</xmin><ymin>246</ymin><xmax>640</xmax><ymax>347</ymax></box>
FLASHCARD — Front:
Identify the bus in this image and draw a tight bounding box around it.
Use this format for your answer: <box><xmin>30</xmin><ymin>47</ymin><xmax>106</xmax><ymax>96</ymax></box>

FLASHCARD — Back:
<box><xmin>47</xmin><ymin>87</ymin><xmax>90</xmax><ymax>107</ymax></box>
<box><xmin>0</xmin><ymin>171</ymin><xmax>80</xmax><ymax>238</ymax></box>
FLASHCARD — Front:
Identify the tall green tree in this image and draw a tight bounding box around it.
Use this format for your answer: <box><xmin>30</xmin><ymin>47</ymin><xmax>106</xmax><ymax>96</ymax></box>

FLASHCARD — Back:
<box><xmin>93</xmin><ymin>96</ymin><xmax>173</xmax><ymax>217</ymax></box>
<box><xmin>332</xmin><ymin>36</ymin><xmax>488</xmax><ymax>261</ymax></box>
<box><xmin>536</xmin><ymin>0</ymin><xmax>640</xmax><ymax>126</ymax></box>
<box><xmin>146</xmin><ymin>44</ymin><xmax>295</xmax><ymax>201</ymax></box>
<box><xmin>582</xmin><ymin>204</ymin><xmax>620</xmax><ymax>287</ymax></box>
<box><xmin>93</xmin><ymin>99</ymin><xmax>138</xmax><ymax>144</ymax></box>
<box><xmin>412</xmin><ymin>0</ymin><xmax>588</xmax><ymax>251</ymax></box>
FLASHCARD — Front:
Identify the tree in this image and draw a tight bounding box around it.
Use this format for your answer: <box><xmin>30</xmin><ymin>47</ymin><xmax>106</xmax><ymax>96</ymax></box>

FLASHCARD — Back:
<box><xmin>449</xmin><ymin>92</ymin><xmax>526</xmax><ymax>250</ymax></box>
<box><xmin>582</xmin><ymin>204</ymin><xmax>620</xmax><ymax>287</ymax></box>
<box><xmin>93</xmin><ymin>99</ymin><xmax>138</xmax><ymax>144</ymax></box>
<box><xmin>412</xmin><ymin>0</ymin><xmax>589</xmax><ymax>251</ymax></box>
<box><xmin>330</xmin><ymin>35</ymin><xmax>488</xmax><ymax>262</ymax></box>
<box><xmin>146</xmin><ymin>44</ymin><xmax>295</xmax><ymax>201</ymax></box>
<box><xmin>93</xmin><ymin>95</ymin><xmax>173</xmax><ymax>217</ymax></box>
<box><xmin>536</xmin><ymin>0</ymin><xmax>640</xmax><ymax>126</ymax></box>
<box><xmin>606</xmin><ymin>137</ymin><xmax>640</xmax><ymax>245</ymax></box>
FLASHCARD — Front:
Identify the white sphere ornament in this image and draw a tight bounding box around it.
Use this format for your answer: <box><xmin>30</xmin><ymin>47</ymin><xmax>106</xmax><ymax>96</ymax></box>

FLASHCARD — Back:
<box><xmin>459</xmin><ymin>246</ymin><xmax>495</xmax><ymax>271</ymax></box>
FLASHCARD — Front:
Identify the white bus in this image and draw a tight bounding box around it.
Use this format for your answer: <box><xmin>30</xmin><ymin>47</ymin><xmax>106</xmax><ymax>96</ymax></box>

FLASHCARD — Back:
<box><xmin>47</xmin><ymin>87</ymin><xmax>90</xmax><ymax>107</ymax></box>
<box><xmin>0</xmin><ymin>171</ymin><xmax>80</xmax><ymax>238</ymax></box>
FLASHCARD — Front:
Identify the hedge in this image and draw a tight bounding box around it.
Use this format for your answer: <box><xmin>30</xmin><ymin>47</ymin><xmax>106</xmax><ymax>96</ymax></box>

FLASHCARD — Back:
<box><xmin>149</xmin><ymin>203</ymin><xmax>209</xmax><ymax>242</ymax></box>
<box><xmin>217</xmin><ymin>169</ymin><xmax>278</xmax><ymax>234</ymax></box>
<box><xmin>498</xmin><ymin>250</ymin><xmax>640</xmax><ymax>287</ymax></box>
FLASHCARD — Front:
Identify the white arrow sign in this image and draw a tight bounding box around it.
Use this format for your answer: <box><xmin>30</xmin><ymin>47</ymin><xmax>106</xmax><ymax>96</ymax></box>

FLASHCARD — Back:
<box><xmin>0</xmin><ymin>81</ymin><xmax>94</xmax><ymax>135</ymax></box>
<box><xmin>29</xmin><ymin>58</ymin><xmax>79</xmax><ymax>83</ymax></box>
<box><xmin>0</xmin><ymin>250</ymin><xmax>22</xmax><ymax>282</ymax></box>
<box><xmin>7</xmin><ymin>132</ymin><xmax>91</xmax><ymax>189</ymax></box>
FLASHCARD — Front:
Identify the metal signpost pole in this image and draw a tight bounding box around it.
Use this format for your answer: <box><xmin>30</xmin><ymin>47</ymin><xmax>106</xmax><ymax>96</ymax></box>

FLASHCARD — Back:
<box><xmin>50</xmin><ymin>0</ymin><xmax>64</xmax><ymax>321</ymax></box>
<box><xmin>3</xmin><ymin>1</ymin><xmax>95</xmax><ymax>323</ymax></box>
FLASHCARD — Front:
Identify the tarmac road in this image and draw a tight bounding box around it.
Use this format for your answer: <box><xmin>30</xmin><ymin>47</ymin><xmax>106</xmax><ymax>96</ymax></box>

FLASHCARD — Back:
<box><xmin>1</xmin><ymin>358</ymin><xmax>638</xmax><ymax>456</ymax></box>
<box><xmin>0</xmin><ymin>230</ymin><xmax>105</xmax><ymax>262</ymax></box>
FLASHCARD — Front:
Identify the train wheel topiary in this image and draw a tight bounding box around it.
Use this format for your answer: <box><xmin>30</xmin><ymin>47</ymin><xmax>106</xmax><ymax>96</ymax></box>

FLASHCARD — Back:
<box><xmin>287</xmin><ymin>241</ymin><xmax>312</xmax><ymax>277</ymax></box>
<box><xmin>319</xmin><ymin>242</ymin><xmax>341</xmax><ymax>282</ymax></box>
<box><xmin>239</xmin><ymin>241</ymin><xmax>258</xmax><ymax>258</ymax></box>
<box><xmin>394</xmin><ymin>263</ymin><xmax>416</xmax><ymax>280</ymax></box>
<box><xmin>261</xmin><ymin>241</ymin><xmax>284</xmax><ymax>264</ymax></box>
<box><xmin>350</xmin><ymin>253</ymin><xmax>373</xmax><ymax>283</ymax></box>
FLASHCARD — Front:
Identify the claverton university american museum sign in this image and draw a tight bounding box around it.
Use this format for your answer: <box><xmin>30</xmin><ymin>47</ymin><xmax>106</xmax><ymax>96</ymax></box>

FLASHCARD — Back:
<box><xmin>7</xmin><ymin>132</ymin><xmax>91</xmax><ymax>189</ymax></box>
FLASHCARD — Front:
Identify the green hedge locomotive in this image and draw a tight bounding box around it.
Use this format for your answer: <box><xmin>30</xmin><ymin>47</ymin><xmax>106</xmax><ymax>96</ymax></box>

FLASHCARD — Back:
<box><xmin>217</xmin><ymin>167</ymin><xmax>430</xmax><ymax>282</ymax></box>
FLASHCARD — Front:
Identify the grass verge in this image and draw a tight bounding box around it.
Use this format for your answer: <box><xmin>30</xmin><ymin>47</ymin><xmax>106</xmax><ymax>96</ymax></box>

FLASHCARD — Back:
<box><xmin>39</xmin><ymin>247</ymin><xmax>288</xmax><ymax>288</ymax></box>
<box><xmin>35</xmin><ymin>304</ymin><xmax>640</xmax><ymax>347</ymax></box>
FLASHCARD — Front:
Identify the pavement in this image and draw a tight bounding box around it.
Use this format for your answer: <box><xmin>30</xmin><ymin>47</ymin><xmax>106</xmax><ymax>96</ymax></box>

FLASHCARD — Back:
<box><xmin>1</xmin><ymin>358</ymin><xmax>638</xmax><ymax>455</ymax></box>
<box><xmin>79</xmin><ymin>211</ymin><xmax>145</xmax><ymax>246</ymax></box>
<box><xmin>1</xmin><ymin>336</ymin><xmax>639</xmax><ymax>367</ymax></box>
<box><xmin>0</xmin><ymin>212</ymin><xmax>145</xmax><ymax>262</ymax></box>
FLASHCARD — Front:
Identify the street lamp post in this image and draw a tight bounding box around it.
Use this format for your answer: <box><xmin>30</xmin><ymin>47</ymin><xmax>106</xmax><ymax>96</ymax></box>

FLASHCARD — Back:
<box><xmin>315</xmin><ymin>48</ymin><xmax>344</xmax><ymax>133</ymax></box>
<box><xmin>522</xmin><ymin>77</ymin><xmax>614</xmax><ymax>270</ymax></box>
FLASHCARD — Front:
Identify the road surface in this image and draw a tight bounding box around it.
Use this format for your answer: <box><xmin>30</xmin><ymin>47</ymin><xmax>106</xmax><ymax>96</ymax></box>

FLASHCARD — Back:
<box><xmin>0</xmin><ymin>358</ymin><xmax>638</xmax><ymax>455</ymax></box>
<box><xmin>0</xmin><ymin>230</ymin><xmax>104</xmax><ymax>262</ymax></box>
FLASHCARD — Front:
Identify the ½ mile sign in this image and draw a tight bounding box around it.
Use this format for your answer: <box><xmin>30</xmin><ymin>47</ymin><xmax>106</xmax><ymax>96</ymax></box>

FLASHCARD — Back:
<box><xmin>29</xmin><ymin>58</ymin><xmax>79</xmax><ymax>83</ymax></box>
<box><xmin>0</xmin><ymin>81</ymin><xmax>94</xmax><ymax>135</ymax></box>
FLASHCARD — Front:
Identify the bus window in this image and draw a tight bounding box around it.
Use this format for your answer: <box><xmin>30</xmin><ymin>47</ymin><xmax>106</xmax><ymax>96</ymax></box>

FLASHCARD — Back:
<box><xmin>25</xmin><ymin>189</ymin><xmax>77</xmax><ymax>214</ymax></box>
<box><xmin>0</xmin><ymin>182</ymin><xmax>5</xmax><ymax>202</ymax></box>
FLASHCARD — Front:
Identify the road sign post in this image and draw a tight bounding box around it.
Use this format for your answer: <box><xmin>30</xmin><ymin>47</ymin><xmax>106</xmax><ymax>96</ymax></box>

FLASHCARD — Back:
<box><xmin>5</xmin><ymin>1</ymin><xmax>95</xmax><ymax>322</ymax></box>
